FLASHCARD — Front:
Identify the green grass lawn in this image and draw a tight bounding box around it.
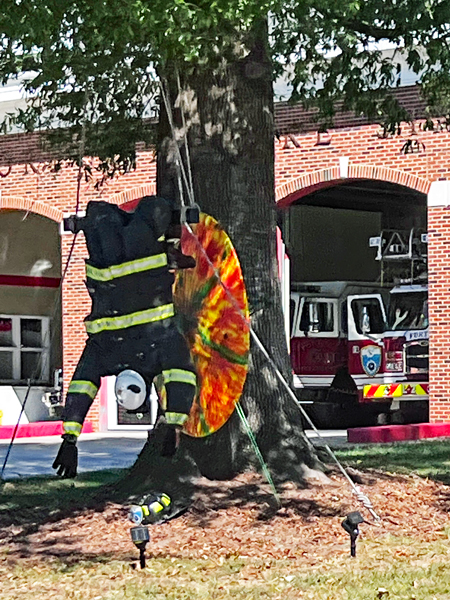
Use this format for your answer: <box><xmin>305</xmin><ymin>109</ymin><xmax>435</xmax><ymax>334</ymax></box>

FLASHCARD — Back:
<box><xmin>2</xmin><ymin>536</ymin><xmax>450</xmax><ymax>599</ymax></box>
<box><xmin>2</xmin><ymin>440</ymin><xmax>450</xmax><ymax>599</ymax></box>
<box><xmin>334</xmin><ymin>438</ymin><xmax>450</xmax><ymax>484</ymax></box>
<box><xmin>0</xmin><ymin>469</ymin><xmax>123</xmax><ymax>514</ymax></box>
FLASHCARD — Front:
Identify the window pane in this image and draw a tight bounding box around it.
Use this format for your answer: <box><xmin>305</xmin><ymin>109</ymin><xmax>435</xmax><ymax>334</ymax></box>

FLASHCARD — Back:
<box><xmin>352</xmin><ymin>299</ymin><xmax>385</xmax><ymax>334</ymax></box>
<box><xmin>299</xmin><ymin>301</ymin><xmax>310</xmax><ymax>332</ymax></box>
<box><xmin>21</xmin><ymin>351</ymin><xmax>41</xmax><ymax>381</ymax></box>
<box><xmin>21</xmin><ymin>319</ymin><xmax>42</xmax><ymax>348</ymax></box>
<box><xmin>0</xmin><ymin>351</ymin><xmax>13</xmax><ymax>379</ymax></box>
<box><xmin>0</xmin><ymin>318</ymin><xmax>13</xmax><ymax>347</ymax></box>
<box><xmin>317</xmin><ymin>302</ymin><xmax>334</xmax><ymax>332</ymax></box>
<box><xmin>299</xmin><ymin>301</ymin><xmax>334</xmax><ymax>333</ymax></box>
<box><xmin>290</xmin><ymin>299</ymin><xmax>296</xmax><ymax>335</ymax></box>
<box><xmin>388</xmin><ymin>292</ymin><xmax>428</xmax><ymax>331</ymax></box>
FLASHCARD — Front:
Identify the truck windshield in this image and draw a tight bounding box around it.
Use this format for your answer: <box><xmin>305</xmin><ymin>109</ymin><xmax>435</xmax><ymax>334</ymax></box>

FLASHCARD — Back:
<box><xmin>388</xmin><ymin>292</ymin><xmax>428</xmax><ymax>331</ymax></box>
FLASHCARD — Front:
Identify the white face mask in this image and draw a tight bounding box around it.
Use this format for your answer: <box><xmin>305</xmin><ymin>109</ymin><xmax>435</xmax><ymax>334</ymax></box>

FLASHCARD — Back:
<box><xmin>115</xmin><ymin>369</ymin><xmax>147</xmax><ymax>411</ymax></box>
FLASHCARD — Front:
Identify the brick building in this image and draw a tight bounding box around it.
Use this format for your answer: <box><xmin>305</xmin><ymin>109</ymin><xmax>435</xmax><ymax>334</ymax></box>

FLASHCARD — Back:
<box><xmin>0</xmin><ymin>84</ymin><xmax>448</xmax><ymax>432</ymax></box>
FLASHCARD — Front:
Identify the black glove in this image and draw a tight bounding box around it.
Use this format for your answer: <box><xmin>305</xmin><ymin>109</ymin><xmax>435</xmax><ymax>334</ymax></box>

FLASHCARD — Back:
<box><xmin>52</xmin><ymin>434</ymin><xmax>78</xmax><ymax>478</ymax></box>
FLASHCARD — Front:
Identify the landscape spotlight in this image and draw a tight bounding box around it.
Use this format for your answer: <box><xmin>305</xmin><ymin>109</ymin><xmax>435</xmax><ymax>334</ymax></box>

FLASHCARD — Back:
<box><xmin>130</xmin><ymin>524</ymin><xmax>150</xmax><ymax>569</ymax></box>
<box><xmin>341</xmin><ymin>511</ymin><xmax>365</xmax><ymax>557</ymax></box>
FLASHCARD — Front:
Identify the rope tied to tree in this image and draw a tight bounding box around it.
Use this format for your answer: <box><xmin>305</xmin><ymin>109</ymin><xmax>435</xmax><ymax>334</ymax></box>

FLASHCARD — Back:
<box><xmin>159</xmin><ymin>76</ymin><xmax>281</xmax><ymax>502</ymax></box>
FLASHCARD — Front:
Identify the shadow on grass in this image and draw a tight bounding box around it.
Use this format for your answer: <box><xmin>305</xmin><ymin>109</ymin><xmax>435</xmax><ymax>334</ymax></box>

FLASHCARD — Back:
<box><xmin>0</xmin><ymin>470</ymin><xmax>124</xmax><ymax>542</ymax></box>
<box><xmin>0</xmin><ymin>463</ymin><xmax>348</xmax><ymax>567</ymax></box>
<box><xmin>334</xmin><ymin>438</ymin><xmax>450</xmax><ymax>484</ymax></box>
<box><xmin>0</xmin><ymin>476</ymin><xmax>349</xmax><ymax>570</ymax></box>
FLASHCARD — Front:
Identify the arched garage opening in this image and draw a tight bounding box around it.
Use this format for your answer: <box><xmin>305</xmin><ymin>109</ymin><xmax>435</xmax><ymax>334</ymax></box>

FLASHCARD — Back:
<box><xmin>0</xmin><ymin>208</ymin><xmax>62</xmax><ymax>426</ymax></box>
<box><xmin>278</xmin><ymin>177</ymin><xmax>428</xmax><ymax>429</ymax></box>
<box><xmin>284</xmin><ymin>180</ymin><xmax>426</xmax><ymax>284</ymax></box>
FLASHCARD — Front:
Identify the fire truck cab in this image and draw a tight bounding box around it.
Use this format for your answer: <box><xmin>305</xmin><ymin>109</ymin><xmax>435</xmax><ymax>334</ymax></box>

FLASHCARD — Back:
<box><xmin>290</xmin><ymin>283</ymin><xmax>386</xmax><ymax>390</ymax></box>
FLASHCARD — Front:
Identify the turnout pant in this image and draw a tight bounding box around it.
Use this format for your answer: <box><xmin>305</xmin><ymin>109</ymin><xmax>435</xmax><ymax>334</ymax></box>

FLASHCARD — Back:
<box><xmin>62</xmin><ymin>322</ymin><xmax>196</xmax><ymax>437</ymax></box>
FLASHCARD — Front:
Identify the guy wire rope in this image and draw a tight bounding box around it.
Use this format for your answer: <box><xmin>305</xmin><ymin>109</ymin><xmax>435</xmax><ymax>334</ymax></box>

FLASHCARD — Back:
<box><xmin>175</xmin><ymin>72</ymin><xmax>195</xmax><ymax>205</ymax></box>
<box><xmin>235</xmin><ymin>402</ymin><xmax>281</xmax><ymax>506</ymax></box>
<box><xmin>159</xmin><ymin>77</ymin><xmax>380</xmax><ymax>521</ymax></box>
<box><xmin>160</xmin><ymin>78</ymin><xmax>195</xmax><ymax>208</ymax></box>
<box><xmin>0</xmin><ymin>89</ymin><xmax>89</xmax><ymax>484</ymax></box>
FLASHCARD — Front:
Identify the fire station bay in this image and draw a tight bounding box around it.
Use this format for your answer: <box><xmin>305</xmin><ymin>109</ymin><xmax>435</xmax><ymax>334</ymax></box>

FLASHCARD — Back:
<box><xmin>0</xmin><ymin>82</ymin><xmax>449</xmax><ymax>436</ymax></box>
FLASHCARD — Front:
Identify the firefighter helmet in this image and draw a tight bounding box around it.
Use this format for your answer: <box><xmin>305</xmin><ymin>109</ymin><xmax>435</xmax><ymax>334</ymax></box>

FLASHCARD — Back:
<box><xmin>115</xmin><ymin>370</ymin><xmax>147</xmax><ymax>411</ymax></box>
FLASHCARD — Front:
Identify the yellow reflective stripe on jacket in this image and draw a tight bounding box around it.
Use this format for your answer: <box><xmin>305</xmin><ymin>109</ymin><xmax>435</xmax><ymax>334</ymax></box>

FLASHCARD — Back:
<box><xmin>63</xmin><ymin>421</ymin><xmax>83</xmax><ymax>437</ymax></box>
<box><xmin>149</xmin><ymin>501</ymin><xmax>165</xmax><ymax>514</ymax></box>
<box><xmin>68</xmin><ymin>380</ymin><xmax>98</xmax><ymax>399</ymax></box>
<box><xmin>86</xmin><ymin>253</ymin><xmax>168</xmax><ymax>282</ymax></box>
<box><xmin>85</xmin><ymin>303</ymin><xmax>174</xmax><ymax>334</ymax></box>
<box><xmin>162</xmin><ymin>369</ymin><xmax>196</xmax><ymax>387</ymax></box>
<box><xmin>165</xmin><ymin>412</ymin><xmax>189</xmax><ymax>427</ymax></box>
<box><xmin>160</xmin><ymin>493</ymin><xmax>171</xmax><ymax>507</ymax></box>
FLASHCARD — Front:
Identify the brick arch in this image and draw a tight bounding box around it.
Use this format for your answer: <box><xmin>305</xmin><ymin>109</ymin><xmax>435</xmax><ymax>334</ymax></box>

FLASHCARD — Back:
<box><xmin>0</xmin><ymin>195</ymin><xmax>63</xmax><ymax>222</ymax></box>
<box><xmin>111</xmin><ymin>183</ymin><xmax>157</xmax><ymax>207</ymax></box>
<box><xmin>276</xmin><ymin>164</ymin><xmax>431</xmax><ymax>207</ymax></box>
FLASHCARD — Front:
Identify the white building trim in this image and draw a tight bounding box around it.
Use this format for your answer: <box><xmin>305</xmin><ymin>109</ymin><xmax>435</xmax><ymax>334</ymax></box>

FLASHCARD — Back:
<box><xmin>428</xmin><ymin>180</ymin><xmax>450</xmax><ymax>208</ymax></box>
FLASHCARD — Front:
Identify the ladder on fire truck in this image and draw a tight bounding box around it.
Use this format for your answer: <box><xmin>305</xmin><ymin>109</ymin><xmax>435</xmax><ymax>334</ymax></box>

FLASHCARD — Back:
<box><xmin>369</xmin><ymin>228</ymin><xmax>428</xmax><ymax>286</ymax></box>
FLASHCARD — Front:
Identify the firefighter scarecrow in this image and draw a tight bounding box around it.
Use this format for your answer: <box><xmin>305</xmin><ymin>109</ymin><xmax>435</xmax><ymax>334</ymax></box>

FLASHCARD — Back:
<box><xmin>53</xmin><ymin>196</ymin><xmax>198</xmax><ymax>478</ymax></box>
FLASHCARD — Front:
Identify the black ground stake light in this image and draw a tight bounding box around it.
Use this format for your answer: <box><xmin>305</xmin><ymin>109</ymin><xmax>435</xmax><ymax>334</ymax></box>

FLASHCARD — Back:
<box><xmin>341</xmin><ymin>511</ymin><xmax>365</xmax><ymax>557</ymax></box>
<box><xmin>130</xmin><ymin>525</ymin><xmax>150</xmax><ymax>569</ymax></box>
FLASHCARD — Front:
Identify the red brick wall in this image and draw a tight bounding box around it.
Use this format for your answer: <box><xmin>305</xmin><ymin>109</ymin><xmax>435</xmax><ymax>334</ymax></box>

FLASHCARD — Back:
<box><xmin>275</xmin><ymin>123</ymin><xmax>450</xmax><ymax>188</ymax></box>
<box><xmin>0</xmin><ymin>115</ymin><xmax>449</xmax><ymax>426</ymax></box>
<box><xmin>428</xmin><ymin>192</ymin><xmax>450</xmax><ymax>422</ymax></box>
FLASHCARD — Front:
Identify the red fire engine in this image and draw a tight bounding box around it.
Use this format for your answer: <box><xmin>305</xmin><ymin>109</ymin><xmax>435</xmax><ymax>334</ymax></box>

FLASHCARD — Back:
<box><xmin>289</xmin><ymin>228</ymin><xmax>429</xmax><ymax>428</ymax></box>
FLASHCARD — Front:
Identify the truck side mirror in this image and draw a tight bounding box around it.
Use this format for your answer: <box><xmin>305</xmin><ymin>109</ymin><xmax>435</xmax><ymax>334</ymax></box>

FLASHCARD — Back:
<box><xmin>309</xmin><ymin>303</ymin><xmax>320</xmax><ymax>334</ymax></box>
<box><xmin>361</xmin><ymin>306</ymin><xmax>371</xmax><ymax>334</ymax></box>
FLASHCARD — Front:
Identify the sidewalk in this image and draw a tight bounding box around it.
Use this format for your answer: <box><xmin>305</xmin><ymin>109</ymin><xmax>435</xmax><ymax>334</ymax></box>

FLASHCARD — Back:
<box><xmin>305</xmin><ymin>430</ymin><xmax>349</xmax><ymax>447</ymax></box>
<box><xmin>0</xmin><ymin>430</ymin><xmax>149</xmax><ymax>445</ymax></box>
<box><xmin>0</xmin><ymin>432</ymin><xmax>149</xmax><ymax>480</ymax></box>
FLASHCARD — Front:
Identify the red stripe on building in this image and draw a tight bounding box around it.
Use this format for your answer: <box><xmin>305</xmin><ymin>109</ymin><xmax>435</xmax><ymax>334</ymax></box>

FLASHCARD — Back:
<box><xmin>0</xmin><ymin>275</ymin><xmax>61</xmax><ymax>288</ymax></box>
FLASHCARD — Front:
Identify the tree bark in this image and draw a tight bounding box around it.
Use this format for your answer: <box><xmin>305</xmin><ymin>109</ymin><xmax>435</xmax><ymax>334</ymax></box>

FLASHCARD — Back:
<box><xmin>160</xmin><ymin>25</ymin><xmax>321</xmax><ymax>476</ymax></box>
<box><xmin>118</xmin><ymin>26</ymin><xmax>321</xmax><ymax>500</ymax></box>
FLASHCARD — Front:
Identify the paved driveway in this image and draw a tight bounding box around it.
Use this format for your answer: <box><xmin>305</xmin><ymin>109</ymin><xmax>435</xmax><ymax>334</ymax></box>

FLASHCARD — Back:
<box><xmin>0</xmin><ymin>432</ymin><xmax>149</xmax><ymax>480</ymax></box>
<box><xmin>0</xmin><ymin>430</ymin><xmax>348</xmax><ymax>480</ymax></box>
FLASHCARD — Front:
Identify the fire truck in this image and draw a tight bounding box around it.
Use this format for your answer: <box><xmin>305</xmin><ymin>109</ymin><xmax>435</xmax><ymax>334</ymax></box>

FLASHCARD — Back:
<box><xmin>289</xmin><ymin>228</ymin><xmax>429</xmax><ymax>428</ymax></box>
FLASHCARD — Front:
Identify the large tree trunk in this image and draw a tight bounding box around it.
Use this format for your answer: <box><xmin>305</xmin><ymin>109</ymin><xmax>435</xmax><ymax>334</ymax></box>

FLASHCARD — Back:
<box><xmin>117</xmin><ymin>26</ymin><xmax>321</xmax><ymax>500</ymax></box>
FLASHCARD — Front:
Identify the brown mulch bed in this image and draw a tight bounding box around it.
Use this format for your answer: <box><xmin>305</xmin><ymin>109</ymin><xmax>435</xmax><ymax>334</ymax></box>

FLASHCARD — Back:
<box><xmin>2</xmin><ymin>467</ymin><xmax>450</xmax><ymax>567</ymax></box>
